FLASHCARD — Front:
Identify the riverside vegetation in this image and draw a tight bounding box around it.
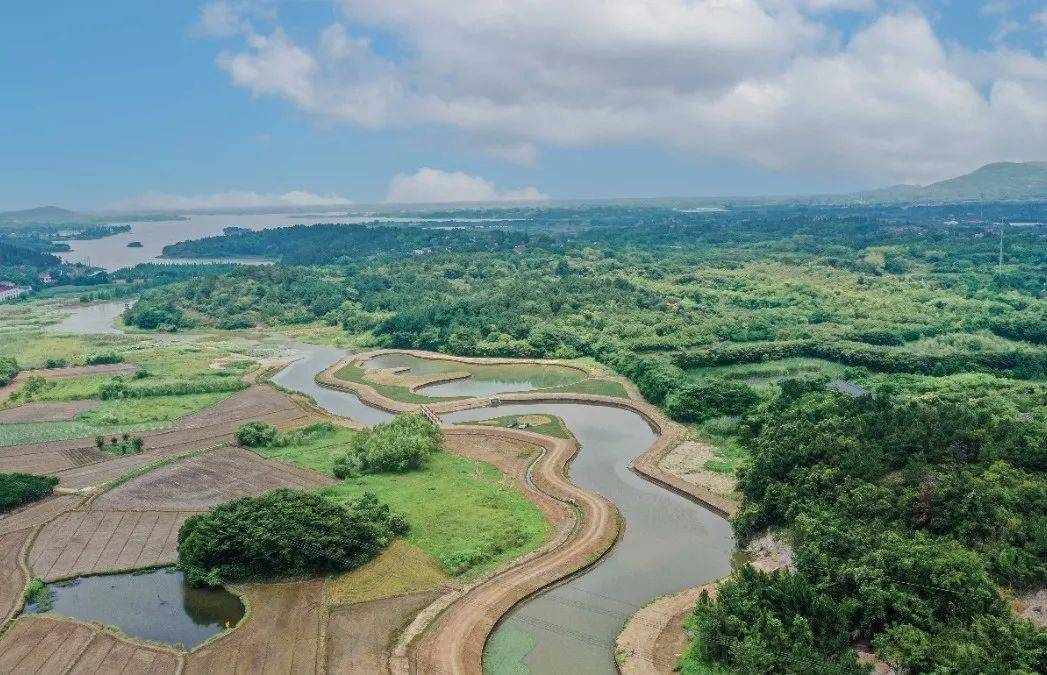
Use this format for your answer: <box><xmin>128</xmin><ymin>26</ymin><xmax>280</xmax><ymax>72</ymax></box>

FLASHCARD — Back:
<box><xmin>82</xmin><ymin>203</ymin><xmax>1047</xmax><ymax>670</ymax></box>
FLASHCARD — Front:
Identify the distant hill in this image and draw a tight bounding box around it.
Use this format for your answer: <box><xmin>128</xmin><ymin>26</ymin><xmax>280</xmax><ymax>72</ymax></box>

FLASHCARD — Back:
<box><xmin>854</xmin><ymin>161</ymin><xmax>1047</xmax><ymax>203</ymax></box>
<box><xmin>0</xmin><ymin>205</ymin><xmax>84</xmax><ymax>224</ymax></box>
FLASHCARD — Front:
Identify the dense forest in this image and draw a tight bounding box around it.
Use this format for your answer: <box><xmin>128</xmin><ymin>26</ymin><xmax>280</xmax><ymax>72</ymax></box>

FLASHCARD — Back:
<box><xmin>124</xmin><ymin>204</ymin><xmax>1045</xmax><ymax>671</ymax></box>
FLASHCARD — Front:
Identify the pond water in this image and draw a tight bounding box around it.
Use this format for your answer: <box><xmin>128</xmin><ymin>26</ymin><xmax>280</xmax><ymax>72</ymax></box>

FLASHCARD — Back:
<box><xmin>271</xmin><ymin>341</ymin><xmax>395</xmax><ymax>426</ymax></box>
<box><xmin>28</xmin><ymin>568</ymin><xmax>244</xmax><ymax>649</ymax></box>
<box><xmin>46</xmin><ymin>301</ymin><xmax>130</xmax><ymax>335</ymax></box>
<box><xmin>444</xmin><ymin>403</ymin><xmax>735</xmax><ymax>675</ymax></box>
<box><xmin>363</xmin><ymin>352</ymin><xmax>585</xmax><ymax>398</ymax></box>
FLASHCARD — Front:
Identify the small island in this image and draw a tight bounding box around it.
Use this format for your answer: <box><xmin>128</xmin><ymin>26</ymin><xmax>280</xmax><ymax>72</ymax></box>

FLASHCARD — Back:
<box><xmin>126</xmin><ymin>241</ymin><xmax>143</xmax><ymax>248</ymax></box>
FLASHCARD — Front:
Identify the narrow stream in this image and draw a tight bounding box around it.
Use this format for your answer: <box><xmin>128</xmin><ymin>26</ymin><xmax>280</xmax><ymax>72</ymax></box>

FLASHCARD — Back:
<box><xmin>272</xmin><ymin>344</ymin><xmax>735</xmax><ymax>674</ymax></box>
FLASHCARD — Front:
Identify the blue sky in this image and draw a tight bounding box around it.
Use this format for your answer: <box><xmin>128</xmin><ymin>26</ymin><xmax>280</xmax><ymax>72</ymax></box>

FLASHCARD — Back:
<box><xmin>2</xmin><ymin>1</ymin><xmax>1047</xmax><ymax>211</ymax></box>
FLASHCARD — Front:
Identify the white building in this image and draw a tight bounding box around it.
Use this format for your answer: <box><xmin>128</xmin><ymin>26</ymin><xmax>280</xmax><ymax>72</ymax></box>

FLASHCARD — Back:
<box><xmin>0</xmin><ymin>282</ymin><xmax>31</xmax><ymax>302</ymax></box>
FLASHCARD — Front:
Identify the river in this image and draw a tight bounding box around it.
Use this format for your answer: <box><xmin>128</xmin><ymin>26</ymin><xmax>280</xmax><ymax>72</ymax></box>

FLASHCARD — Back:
<box><xmin>271</xmin><ymin>342</ymin><xmax>734</xmax><ymax>674</ymax></box>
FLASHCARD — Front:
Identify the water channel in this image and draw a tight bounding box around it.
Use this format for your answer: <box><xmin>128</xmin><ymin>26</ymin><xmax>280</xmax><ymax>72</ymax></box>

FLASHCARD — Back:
<box><xmin>271</xmin><ymin>342</ymin><xmax>735</xmax><ymax>674</ymax></box>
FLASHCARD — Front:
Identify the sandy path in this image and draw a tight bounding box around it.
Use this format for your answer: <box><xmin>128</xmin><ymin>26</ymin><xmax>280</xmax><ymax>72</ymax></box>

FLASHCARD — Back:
<box><xmin>615</xmin><ymin>584</ymin><xmax>717</xmax><ymax>674</ymax></box>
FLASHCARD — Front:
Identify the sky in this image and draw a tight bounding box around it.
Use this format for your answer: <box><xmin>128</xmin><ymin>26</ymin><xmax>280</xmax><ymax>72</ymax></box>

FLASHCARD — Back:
<box><xmin>3</xmin><ymin>0</ymin><xmax>1047</xmax><ymax>211</ymax></box>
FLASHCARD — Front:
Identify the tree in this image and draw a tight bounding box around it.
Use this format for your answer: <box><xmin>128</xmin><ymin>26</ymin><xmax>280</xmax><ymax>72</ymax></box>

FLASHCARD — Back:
<box><xmin>236</xmin><ymin>421</ymin><xmax>278</xmax><ymax>447</ymax></box>
<box><xmin>177</xmin><ymin>489</ymin><xmax>407</xmax><ymax>586</ymax></box>
<box><xmin>334</xmin><ymin>414</ymin><xmax>442</xmax><ymax>478</ymax></box>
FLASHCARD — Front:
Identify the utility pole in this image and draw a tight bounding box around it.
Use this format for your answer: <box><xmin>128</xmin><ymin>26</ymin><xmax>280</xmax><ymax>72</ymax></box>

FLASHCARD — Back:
<box><xmin>998</xmin><ymin>221</ymin><xmax>1004</xmax><ymax>273</ymax></box>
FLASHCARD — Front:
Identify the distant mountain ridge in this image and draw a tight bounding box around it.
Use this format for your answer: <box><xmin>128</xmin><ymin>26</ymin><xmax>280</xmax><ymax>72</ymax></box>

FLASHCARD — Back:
<box><xmin>855</xmin><ymin>161</ymin><xmax>1047</xmax><ymax>203</ymax></box>
<box><xmin>0</xmin><ymin>205</ymin><xmax>83</xmax><ymax>223</ymax></box>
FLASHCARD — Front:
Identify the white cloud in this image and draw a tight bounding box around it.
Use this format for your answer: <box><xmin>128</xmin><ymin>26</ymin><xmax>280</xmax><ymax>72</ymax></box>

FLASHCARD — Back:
<box><xmin>207</xmin><ymin>1</ymin><xmax>1047</xmax><ymax>183</ymax></box>
<box><xmin>108</xmin><ymin>189</ymin><xmax>352</xmax><ymax>212</ymax></box>
<box><xmin>195</xmin><ymin>1</ymin><xmax>273</xmax><ymax>38</ymax></box>
<box><xmin>386</xmin><ymin>168</ymin><xmax>547</xmax><ymax>203</ymax></box>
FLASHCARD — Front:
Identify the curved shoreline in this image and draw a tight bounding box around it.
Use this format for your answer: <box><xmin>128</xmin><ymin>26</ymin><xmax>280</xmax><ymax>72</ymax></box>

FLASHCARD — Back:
<box><xmin>312</xmin><ymin>352</ymin><xmax>740</xmax><ymax>674</ymax></box>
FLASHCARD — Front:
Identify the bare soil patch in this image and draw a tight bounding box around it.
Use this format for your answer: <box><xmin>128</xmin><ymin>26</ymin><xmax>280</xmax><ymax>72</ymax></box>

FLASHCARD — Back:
<box><xmin>1015</xmin><ymin>588</ymin><xmax>1046</xmax><ymax>628</ymax></box>
<box><xmin>616</xmin><ymin>584</ymin><xmax>716</xmax><ymax>675</ymax></box>
<box><xmin>327</xmin><ymin>590</ymin><xmax>442</xmax><ymax>674</ymax></box>
<box><xmin>186</xmin><ymin>580</ymin><xmax>324</xmax><ymax>674</ymax></box>
<box><xmin>0</xmin><ymin>400</ymin><xmax>100</xmax><ymax>423</ymax></box>
<box><xmin>0</xmin><ymin>615</ymin><xmax>179</xmax><ymax>674</ymax></box>
<box><xmin>658</xmin><ymin>440</ymin><xmax>738</xmax><ymax>499</ymax></box>
<box><xmin>91</xmin><ymin>446</ymin><xmax>336</xmax><ymax>512</ymax></box>
<box><xmin>0</xmin><ymin>494</ymin><xmax>83</xmax><ymax>536</ymax></box>
<box><xmin>0</xmin><ymin>528</ymin><xmax>31</xmax><ymax>625</ymax></box>
<box><xmin>29</xmin><ymin>510</ymin><xmax>196</xmax><ymax>581</ymax></box>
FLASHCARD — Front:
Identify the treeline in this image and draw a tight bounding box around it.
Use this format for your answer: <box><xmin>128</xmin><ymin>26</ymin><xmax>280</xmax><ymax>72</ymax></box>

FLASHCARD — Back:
<box><xmin>161</xmin><ymin>223</ymin><xmax>552</xmax><ymax>265</ymax></box>
<box><xmin>681</xmin><ymin>381</ymin><xmax>1046</xmax><ymax>673</ymax></box>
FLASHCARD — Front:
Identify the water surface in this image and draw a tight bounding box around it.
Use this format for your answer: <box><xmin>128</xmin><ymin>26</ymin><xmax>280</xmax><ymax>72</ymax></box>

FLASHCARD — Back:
<box><xmin>46</xmin><ymin>301</ymin><xmax>130</xmax><ymax>335</ymax></box>
<box><xmin>363</xmin><ymin>352</ymin><xmax>584</xmax><ymax>398</ymax></box>
<box><xmin>272</xmin><ymin>341</ymin><xmax>395</xmax><ymax>426</ymax></box>
<box><xmin>29</xmin><ymin>568</ymin><xmax>244</xmax><ymax>649</ymax></box>
<box><xmin>445</xmin><ymin>403</ymin><xmax>735</xmax><ymax>674</ymax></box>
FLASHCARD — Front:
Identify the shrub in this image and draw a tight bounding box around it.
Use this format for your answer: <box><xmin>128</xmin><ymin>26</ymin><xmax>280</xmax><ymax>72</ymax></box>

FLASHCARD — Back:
<box><xmin>0</xmin><ymin>356</ymin><xmax>19</xmax><ymax>387</ymax></box>
<box><xmin>99</xmin><ymin>376</ymin><xmax>245</xmax><ymax>400</ymax></box>
<box><xmin>44</xmin><ymin>358</ymin><xmax>67</xmax><ymax>369</ymax></box>
<box><xmin>665</xmin><ymin>379</ymin><xmax>760</xmax><ymax>423</ymax></box>
<box><xmin>93</xmin><ymin>434</ymin><xmax>145</xmax><ymax>456</ymax></box>
<box><xmin>177</xmin><ymin>489</ymin><xmax>407</xmax><ymax>585</ymax></box>
<box><xmin>333</xmin><ymin>414</ymin><xmax>442</xmax><ymax>478</ymax></box>
<box><xmin>0</xmin><ymin>473</ymin><xmax>59</xmax><ymax>511</ymax></box>
<box><xmin>85</xmin><ymin>351</ymin><xmax>124</xmax><ymax>365</ymax></box>
<box><xmin>236</xmin><ymin>421</ymin><xmax>278</xmax><ymax>447</ymax></box>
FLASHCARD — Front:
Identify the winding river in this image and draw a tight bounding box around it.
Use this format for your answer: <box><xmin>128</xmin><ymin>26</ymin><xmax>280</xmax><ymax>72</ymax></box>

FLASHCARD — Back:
<box><xmin>273</xmin><ymin>342</ymin><xmax>734</xmax><ymax>674</ymax></box>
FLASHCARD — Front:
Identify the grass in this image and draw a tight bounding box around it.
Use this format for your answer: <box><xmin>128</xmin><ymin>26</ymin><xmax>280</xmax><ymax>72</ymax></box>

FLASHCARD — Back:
<box><xmin>484</xmin><ymin>626</ymin><xmax>536</xmax><ymax>675</ymax></box>
<box><xmin>332</xmin><ymin>361</ymin><xmax>458</xmax><ymax>404</ymax></box>
<box><xmin>467</xmin><ymin>413</ymin><xmax>573</xmax><ymax>440</ymax></box>
<box><xmin>0</xmin><ymin>392</ymin><xmax>232</xmax><ymax>446</ymax></box>
<box><xmin>258</xmin><ymin>428</ymin><xmax>551</xmax><ymax>578</ymax></box>
<box><xmin>325</xmin><ymin>540</ymin><xmax>447</xmax><ymax>606</ymax></box>
<box><xmin>534</xmin><ymin>377</ymin><xmax>630</xmax><ymax>398</ymax></box>
<box><xmin>0</xmin><ymin>420</ymin><xmax>169</xmax><ymax>447</ymax></box>
<box><xmin>6</xmin><ymin>375</ymin><xmax>118</xmax><ymax>404</ymax></box>
<box><xmin>685</xmin><ymin>358</ymin><xmax>846</xmax><ymax>387</ymax></box>
<box><xmin>695</xmin><ymin>416</ymin><xmax>747</xmax><ymax>475</ymax></box>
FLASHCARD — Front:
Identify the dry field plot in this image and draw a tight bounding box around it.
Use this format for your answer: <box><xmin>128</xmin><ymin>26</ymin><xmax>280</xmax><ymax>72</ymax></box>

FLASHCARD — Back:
<box><xmin>0</xmin><ymin>386</ymin><xmax>315</xmax><ymax>484</ymax></box>
<box><xmin>0</xmin><ymin>494</ymin><xmax>82</xmax><ymax>537</ymax></box>
<box><xmin>326</xmin><ymin>591</ymin><xmax>442</xmax><ymax>674</ymax></box>
<box><xmin>29</xmin><ymin>510</ymin><xmax>195</xmax><ymax>581</ymax></box>
<box><xmin>185</xmin><ymin>581</ymin><xmax>324</xmax><ymax>674</ymax></box>
<box><xmin>92</xmin><ymin>446</ymin><xmax>337</xmax><ymax>512</ymax></box>
<box><xmin>0</xmin><ymin>400</ymin><xmax>100</xmax><ymax>423</ymax></box>
<box><xmin>0</xmin><ymin>528</ymin><xmax>31</xmax><ymax>623</ymax></box>
<box><xmin>0</xmin><ymin>615</ymin><xmax>179</xmax><ymax>675</ymax></box>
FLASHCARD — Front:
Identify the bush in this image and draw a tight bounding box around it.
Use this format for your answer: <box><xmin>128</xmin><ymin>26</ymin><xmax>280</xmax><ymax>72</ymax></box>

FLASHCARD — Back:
<box><xmin>94</xmin><ymin>434</ymin><xmax>145</xmax><ymax>456</ymax></box>
<box><xmin>665</xmin><ymin>379</ymin><xmax>760</xmax><ymax>423</ymax></box>
<box><xmin>333</xmin><ymin>414</ymin><xmax>442</xmax><ymax>478</ymax></box>
<box><xmin>44</xmin><ymin>358</ymin><xmax>67</xmax><ymax>369</ymax></box>
<box><xmin>85</xmin><ymin>351</ymin><xmax>124</xmax><ymax>365</ymax></box>
<box><xmin>0</xmin><ymin>356</ymin><xmax>18</xmax><ymax>387</ymax></box>
<box><xmin>236</xmin><ymin>421</ymin><xmax>278</xmax><ymax>447</ymax></box>
<box><xmin>0</xmin><ymin>473</ymin><xmax>59</xmax><ymax>511</ymax></box>
<box><xmin>177</xmin><ymin>489</ymin><xmax>407</xmax><ymax>585</ymax></box>
<box><xmin>99</xmin><ymin>376</ymin><xmax>246</xmax><ymax>400</ymax></box>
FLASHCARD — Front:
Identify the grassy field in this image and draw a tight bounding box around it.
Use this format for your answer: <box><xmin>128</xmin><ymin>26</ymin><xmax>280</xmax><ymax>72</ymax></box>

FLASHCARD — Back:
<box><xmin>684</xmin><ymin>357</ymin><xmax>846</xmax><ymax>387</ymax></box>
<box><xmin>467</xmin><ymin>413</ymin><xmax>573</xmax><ymax>440</ymax></box>
<box><xmin>0</xmin><ymin>392</ymin><xmax>233</xmax><ymax>446</ymax></box>
<box><xmin>325</xmin><ymin>540</ymin><xmax>447</xmax><ymax>605</ymax></box>
<box><xmin>259</xmin><ymin>427</ymin><xmax>551</xmax><ymax>578</ymax></box>
<box><xmin>332</xmin><ymin>361</ymin><xmax>460</xmax><ymax>404</ymax></box>
<box><xmin>533</xmin><ymin>377</ymin><xmax>629</xmax><ymax>398</ymax></box>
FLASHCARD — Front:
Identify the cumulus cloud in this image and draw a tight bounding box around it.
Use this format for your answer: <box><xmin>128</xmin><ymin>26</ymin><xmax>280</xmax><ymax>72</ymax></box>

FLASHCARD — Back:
<box><xmin>207</xmin><ymin>1</ymin><xmax>1047</xmax><ymax>183</ymax></box>
<box><xmin>108</xmin><ymin>189</ymin><xmax>351</xmax><ymax>212</ymax></box>
<box><xmin>386</xmin><ymin>168</ymin><xmax>547</xmax><ymax>203</ymax></box>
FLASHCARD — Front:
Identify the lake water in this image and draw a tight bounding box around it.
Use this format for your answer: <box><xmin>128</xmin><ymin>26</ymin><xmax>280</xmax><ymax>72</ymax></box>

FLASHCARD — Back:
<box><xmin>362</xmin><ymin>352</ymin><xmax>585</xmax><ymax>398</ymax></box>
<box><xmin>46</xmin><ymin>301</ymin><xmax>130</xmax><ymax>334</ymax></box>
<box><xmin>445</xmin><ymin>403</ymin><xmax>735</xmax><ymax>675</ymax></box>
<box><xmin>58</xmin><ymin>213</ymin><xmax>509</xmax><ymax>271</ymax></box>
<box><xmin>29</xmin><ymin>568</ymin><xmax>244</xmax><ymax>649</ymax></box>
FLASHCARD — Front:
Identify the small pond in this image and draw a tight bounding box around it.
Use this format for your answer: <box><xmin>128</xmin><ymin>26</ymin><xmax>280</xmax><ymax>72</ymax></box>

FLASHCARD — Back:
<box><xmin>28</xmin><ymin>568</ymin><xmax>244</xmax><ymax>649</ymax></box>
<box><xmin>363</xmin><ymin>352</ymin><xmax>585</xmax><ymax>398</ymax></box>
<box><xmin>46</xmin><ymin>301</ymin><xmax>130</xmax><ymax>335</ymax></box>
